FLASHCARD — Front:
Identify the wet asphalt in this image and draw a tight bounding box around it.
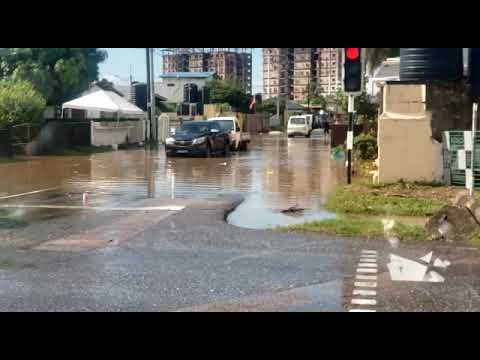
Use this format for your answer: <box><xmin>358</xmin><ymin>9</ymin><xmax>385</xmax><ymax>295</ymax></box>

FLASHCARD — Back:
<box><xmin>0</xmin><ymin>194</ymin><xmax>479</xmax><ymax>312</ymax></box>
<box><xmin>1</xmin><ymin>133</ymin><xmax>480</xmax><ymax>311</ymax></box>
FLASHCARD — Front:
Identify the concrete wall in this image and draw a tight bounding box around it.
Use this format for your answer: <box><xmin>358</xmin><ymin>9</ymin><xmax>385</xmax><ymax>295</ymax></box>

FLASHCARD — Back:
<box><xmin>91</xmin><ymin>121</ymin><xmax>145</xmax><ymax>147</ymax></box>
<box><xmin>378</xmin><ymin>84</ymin><xmax>444</xmax><ymax>183</ymax></box>
<box><xmin>383</xmin><ymin>84</ymin><xmax>426</xmax><ymax>114</ymax></box>
<box><xmin>378</xmin><ymin>111</ymin><xmax>443</xmax><ymax>183</ymax></box>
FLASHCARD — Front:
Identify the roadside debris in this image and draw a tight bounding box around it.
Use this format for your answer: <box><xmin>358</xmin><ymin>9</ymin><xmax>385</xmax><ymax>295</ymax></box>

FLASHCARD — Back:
<box><xmin>281</xmin><ymin>206</ymin><xmax>306</xmax><ymax>215</ymax></box>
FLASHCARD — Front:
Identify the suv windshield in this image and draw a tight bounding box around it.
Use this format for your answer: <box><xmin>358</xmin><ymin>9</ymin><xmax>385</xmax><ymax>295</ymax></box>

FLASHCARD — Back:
<box><xmin>290</xmin><ymin>118</ymin><xmax>306</xmax><ymax>125</ymax></box>
<box><xmin>177</xmin><ymin>123</ymin><xmax>211</xmax><ymax>135</ymax></box>
<box><xmin>214</xmin><ymin>120</ymin><xmax>234</xmax><ymax>132</ymax></box>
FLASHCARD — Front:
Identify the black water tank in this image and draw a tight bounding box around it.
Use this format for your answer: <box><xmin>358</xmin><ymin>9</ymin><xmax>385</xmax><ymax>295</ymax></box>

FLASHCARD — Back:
<box><xmin>183</xmin><ymin>83</ymin><xmax>199</xmax><ymax>103</ymax></box>
<box><xmin>400</xmin><ymin>48</ymin><xmax>463</xmax><ymax>81</ymax></box>
<box><xmin>201</xmin><ymin>87</ymin><xmax>210</xmax><ymax>104</ymax></box>
<box><xmin>471</xmin><ymin>48</ymin><xmax>480</xmax><ymax>100</ymax></box>
<box><xmin>132</xmin><ymin>83</ymin><xmax>148</xmax><ymax>111</ymax></box>
<box><xmin>183</xmin><ymin>84</ymin><xmax>190</xmax><ymax>103</ymax></box>
<box><xmin>191</xmin><ymin>84</ymin><xmax>200</xmax><ymax>103</ymax></box>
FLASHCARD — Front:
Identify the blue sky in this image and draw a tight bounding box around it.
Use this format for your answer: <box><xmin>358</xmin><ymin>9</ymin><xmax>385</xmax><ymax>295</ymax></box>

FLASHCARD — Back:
<box><xmin>99</xmin><ymin>48</ymin><xmax>263</xmax><ymax>93</ymax></box>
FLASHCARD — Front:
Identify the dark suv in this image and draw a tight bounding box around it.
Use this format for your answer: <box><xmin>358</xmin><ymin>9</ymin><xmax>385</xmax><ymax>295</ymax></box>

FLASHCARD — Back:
<box><xmin>165</xmin><ymin>121</ymin><xmax>230</xmax><ymax>157</ymax></box>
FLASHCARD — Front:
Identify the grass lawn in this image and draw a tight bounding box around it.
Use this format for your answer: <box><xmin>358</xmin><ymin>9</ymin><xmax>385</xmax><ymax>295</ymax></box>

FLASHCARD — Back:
<box><xmin>277</xmin><ymin>180</ymin><xmax>477</xmax><ymax>243</ymax></box>
<box><xmin>324</xmin><ymin>181</ymin><xmax>456</xmax><ymax>217</ymax></box>
<box><xmin>279</xmin><ymin>217</ymin><xmax>429</xmax><ymax>242</ymax></box>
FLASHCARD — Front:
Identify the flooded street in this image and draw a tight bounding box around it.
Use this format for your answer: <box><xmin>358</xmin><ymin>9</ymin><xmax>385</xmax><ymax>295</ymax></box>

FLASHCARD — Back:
<box><xmin>1</xmin><ymin>131</ymin><xmax>480</xmax><ymax>313</ymax></box>
<box><xmin>0</xmin><ymin>132</ymin><xmax>344</xmax><ymax>228</ymax></box>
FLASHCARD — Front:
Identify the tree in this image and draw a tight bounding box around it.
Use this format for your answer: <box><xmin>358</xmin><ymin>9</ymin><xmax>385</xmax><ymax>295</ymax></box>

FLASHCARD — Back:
<box><xmin>331</xmin><ymin>88</ymin><xmax>348</xmax><ymax>113</ymax></box>
<box><xmin>355</xmin><ymin>92</ymin><xmax>379</xmax><ymax>120</ymax></box>
<box><xmin>303</xmin><ymin>82</ymin><xmax>327</xmax><ymax>108</ymax></box>
<box><xmin>255</xmin><ymin>97</ymin><xmax>286</xmax><ymax>114</ymax></box>
<box><xmin>0</xmin><ymin>79</ymin><xmax>46</xmax><ymax>127</ymax></box>
<box><xmin>0</xmin><ymin>48</ymin><xmax>107</xmax><ymax>107</ymax></box>
<box><xmin>205</xmin><ymin>79</ymin><xmax>252</xmax><ymax>113</ymax></box>
<box><xmin>331</xmin><ymin>89</ymin><xmax>378</xmax><ymax>119</ymax></box>
<box><xmin>365</xmin><ymin>48</ymin><xmax>400</xmax><ymax>74</ymax></box>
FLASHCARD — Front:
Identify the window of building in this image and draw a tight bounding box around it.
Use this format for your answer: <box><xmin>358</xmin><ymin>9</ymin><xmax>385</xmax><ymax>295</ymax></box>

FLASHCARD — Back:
<box><xmin>167</xmin><ymin>83</ymin><xmax>175</xmax><ymax>87</ymax></box>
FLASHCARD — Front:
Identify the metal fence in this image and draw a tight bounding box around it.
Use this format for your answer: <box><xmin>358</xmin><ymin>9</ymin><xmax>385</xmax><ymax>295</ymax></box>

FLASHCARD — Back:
<box><xmin>443</xmin><ymin>131</ymin><xmax>480</xmax><ymax>188</ymax></box>
<box><xmin>0</xmin><ymin>120</ymin><xmax>91</xmax><ymax>156</ymax></box>
<box><xmin>0</xmin><ymin>127</ymin><xmax>11</xmax><ymax>156</ymax></box>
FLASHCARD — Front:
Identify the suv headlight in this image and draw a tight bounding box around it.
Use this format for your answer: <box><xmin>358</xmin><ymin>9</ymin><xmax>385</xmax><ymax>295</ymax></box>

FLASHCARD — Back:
<box><xmin>192</xmin><ymin>136</ymin><xmax>206</xmax><ymax>145</ymax></box>
<box><xmin>166</xmin><ymin>137</ymin><xmax>175</xmax><ymax>145</ymax></box>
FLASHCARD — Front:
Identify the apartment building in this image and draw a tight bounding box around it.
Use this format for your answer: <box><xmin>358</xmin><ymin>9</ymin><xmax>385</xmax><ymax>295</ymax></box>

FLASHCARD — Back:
<box><xmin>293</xmin><ymin>48</ymin><xmax>318</xmax><ymax>103</ymax></box>
<box><xmin>263</xmin><ymin>48</ymin><xmax>294</xmax><ymax>100</ymax></box>
<box><xmin>162</xmin><ymin>49</ymin><xmax>252</xmax><ymax>94</ymax></box>
<box><xmin>263</xmin><ymin>48</ymin><xmax>341</xmax><ymax>102</ymax></box>
<box><xmin>316</xmin><ymin>48</ymin><xmax>342</xmax><ymax>96</ymax></box>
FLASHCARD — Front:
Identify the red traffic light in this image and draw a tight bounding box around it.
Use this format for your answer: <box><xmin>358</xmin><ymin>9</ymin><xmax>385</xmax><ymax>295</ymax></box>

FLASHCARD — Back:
<box><xmin>346</xmin><ymin>48</ymin><xmax>360</xmax><ymax>60</ymax></box>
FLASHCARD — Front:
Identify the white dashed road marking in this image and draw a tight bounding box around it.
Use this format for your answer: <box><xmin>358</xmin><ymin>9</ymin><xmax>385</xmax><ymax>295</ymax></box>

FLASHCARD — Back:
<box><xmin>360</xmin><ymin>258</ymin><xmax>377</xmax><ymax>263</ymax></box>
<box><xmin>353</xmin><ymin>289</ymin><xmax>377</xmax><ymax>296</ymax></box>
<box><xmin>358</xmin><ymin>263</ymin><xmax>378</xmax><ymax>268</ymax></box>
<box><xmin>356</xmin><ymin>275</ymin><xmax>377</xmax><ymax>280</ymax></box>
<box><xmin>349</xmin><ymin>250</ymin><xmax>379</xmax><ymax>313</ymax></box>
<box><xmin>354</xmin><ymin>282</ymin><xmax>377</xmax><ymax>288</ymax></box>
<box><xmin>0</xmin><ymin>187</ymin><xmax>58</xmax><ymax>201</ymax></box>
<box><xmin>351</xmin><ymin>299</ymin><xmax>377</xmax><ymax>306</ymax></box>
<box><xmin>0</xmin><ymin>204</ymin><xmax>185</xmax><ymax>211</ymax></box>
<box><xmin>357</xmin><ymin>268</ymin><xmax>378</xmax><ymax>274</ymax></box>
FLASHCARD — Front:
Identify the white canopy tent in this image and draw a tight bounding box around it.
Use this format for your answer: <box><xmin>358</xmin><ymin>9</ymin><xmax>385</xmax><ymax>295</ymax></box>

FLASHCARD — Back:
<box><xmin>62</xmin><ymin>89</ymin><xmax>145</xmax><ymax>118</ymax></box>
<box><xmin>62</xmin><ymin>90</ymin><xmax>146</xmax><ymax>148</ymax></box>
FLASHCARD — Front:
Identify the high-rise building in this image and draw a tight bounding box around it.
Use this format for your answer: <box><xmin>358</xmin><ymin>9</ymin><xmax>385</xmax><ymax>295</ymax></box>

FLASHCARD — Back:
<box><xmin>316</xmin><ymin>48</ymin><xmax>342</xmax><ymax>96</ymax></box>
<box><xmin>293</xmin><ymin>48</ymin><xmax>318</xmax><ymax>103</ymax></box>
<box><xmin>162</xmin><ymin>49</ymin><xmax>252</xmax><ymax>94</ymax></box>
<box><xmin>263</xmin><ymin>48</ymin><xmax>294</xmax><ymax>100</ymax></box>
<box><xmin>263</xmin><ymin>48</ymin><xmax>341</xmax><ymax>103</ymax></box>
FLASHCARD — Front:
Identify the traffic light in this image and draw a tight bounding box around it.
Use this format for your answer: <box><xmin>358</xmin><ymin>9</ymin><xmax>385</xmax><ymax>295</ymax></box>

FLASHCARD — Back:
<box><xmin>343</xmin><ymin>48</ymin><xmax>363</xmax><ymax>93</ymax></box>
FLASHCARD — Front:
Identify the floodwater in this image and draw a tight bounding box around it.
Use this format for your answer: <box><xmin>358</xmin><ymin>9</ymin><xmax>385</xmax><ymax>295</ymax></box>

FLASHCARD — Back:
<box><xmin>0</xmin><ymin>132</ymin><xmax>345</xmax><ymax>228</ymax></box>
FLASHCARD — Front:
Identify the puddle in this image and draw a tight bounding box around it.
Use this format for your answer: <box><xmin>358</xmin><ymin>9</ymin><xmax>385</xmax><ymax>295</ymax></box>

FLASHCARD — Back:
<box><xmin>227</xmin><ymin>193</ymin><xmax>337</xmax><ymax>230</ymax></box>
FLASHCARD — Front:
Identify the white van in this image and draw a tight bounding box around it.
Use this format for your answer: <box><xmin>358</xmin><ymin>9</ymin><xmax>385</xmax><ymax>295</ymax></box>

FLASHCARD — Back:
<box><xmin>287</xmin><ymin>115</ymin><xmax>312</xmax><ymax>138</ymax></box>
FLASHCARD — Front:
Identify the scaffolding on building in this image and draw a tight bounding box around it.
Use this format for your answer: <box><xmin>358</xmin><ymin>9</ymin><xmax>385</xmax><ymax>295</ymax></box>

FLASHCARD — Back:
<box><xmin>161</xmin><ymin>48</ymin><xmax>253</xmax><ymax>94</ymax></box>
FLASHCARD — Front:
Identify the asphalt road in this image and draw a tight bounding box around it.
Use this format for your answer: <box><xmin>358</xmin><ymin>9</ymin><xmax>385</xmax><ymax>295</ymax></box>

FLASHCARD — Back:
<box><xmin>1</xmin><ymin>194</ymin><xmax>479</xmax><ymax>312</ymax></box>
<box><xmin>1</xmin><ymin>133</ymin><xmax>480</xmax><ymax>311</ymax></box>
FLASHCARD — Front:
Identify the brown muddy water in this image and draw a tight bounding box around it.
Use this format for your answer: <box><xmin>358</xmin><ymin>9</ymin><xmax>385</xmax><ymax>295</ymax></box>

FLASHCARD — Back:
<box><xmin>0</xmin><ymin>133</ymin><xmax>345</xmax><ymax>229</ymax></box>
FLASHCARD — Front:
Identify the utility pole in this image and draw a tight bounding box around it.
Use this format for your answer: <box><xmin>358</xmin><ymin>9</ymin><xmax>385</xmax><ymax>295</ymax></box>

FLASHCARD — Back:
<box><xmin>276</xmin><ymin>94</ymin><xmax>280</xmax><ymax>127</ymax></box>
<box><xmin>146</xmin><ymin>48</ymin><xmax>151</xmax><ymax>146</ymax></box>
<box><xmin>307</xmin><ymin>75</ymin><xmax>311</xmax><ymax>114</ymax></box>
<box><xmin>149</xmin><ymin>48</ymin><xmax>157</xmax><ymax>148</ymax></box>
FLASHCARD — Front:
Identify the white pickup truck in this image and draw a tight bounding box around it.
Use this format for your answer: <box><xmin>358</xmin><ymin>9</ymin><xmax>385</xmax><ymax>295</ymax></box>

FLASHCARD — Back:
<box><xmin>208</xmin><ymin>116</ymin><xmax>251</xmax><ymax>151</ymax></box>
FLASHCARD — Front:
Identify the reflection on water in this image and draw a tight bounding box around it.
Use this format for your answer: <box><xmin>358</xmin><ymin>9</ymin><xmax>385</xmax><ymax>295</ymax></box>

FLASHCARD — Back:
<box><xmin>0</xmin><ymin>135</ymin><xmax>344</xmax><ymax>228</ymax></box>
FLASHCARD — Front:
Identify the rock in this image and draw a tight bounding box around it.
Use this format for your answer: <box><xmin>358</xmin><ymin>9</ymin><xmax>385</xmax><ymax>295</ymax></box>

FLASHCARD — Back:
<box><xmin>453</xmin><ymin>191</ymin><xmax>471</xmax><ymax>207</ymax></box>
<box><xmin>425</xmin><ymin>205</ymin><xmax>480</xmax><ymax>242</ymax></box>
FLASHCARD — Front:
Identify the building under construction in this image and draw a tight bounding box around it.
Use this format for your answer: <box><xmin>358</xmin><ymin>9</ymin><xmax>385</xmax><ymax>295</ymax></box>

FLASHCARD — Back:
<box><xmin>263</xmin><ymin>48</ymin><xmax>342</xmax><ymax>102</ymax></box>
<box><xmin>263</xmin><ymin>48</ymin><xmax>294</xmax><ymax>100</ymax></box>
<box><xmin>162</xmin><ymin>49</ymin><xmax>253</xmax><ymax>94</ymax></box>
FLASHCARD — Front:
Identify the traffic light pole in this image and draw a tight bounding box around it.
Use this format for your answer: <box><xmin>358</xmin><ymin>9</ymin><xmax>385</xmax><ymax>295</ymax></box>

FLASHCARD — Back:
<box><xmin>347</xmin><ymin>94</ymin><xmax>355</xmax><ymax>185</ymax></box>
<box><xmin>469</xmin><ymin>102</ymin><xmax>478</xmax><ymax>196</ymax></box>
